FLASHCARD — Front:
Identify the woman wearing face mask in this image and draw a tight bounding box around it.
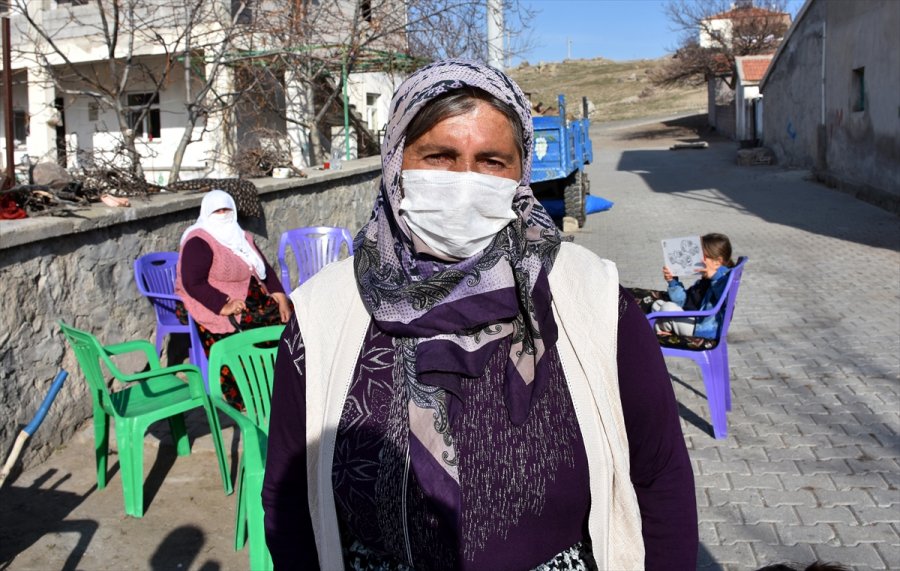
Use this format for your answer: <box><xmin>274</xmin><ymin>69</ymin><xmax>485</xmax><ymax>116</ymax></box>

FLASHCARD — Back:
<box><xmin>175</xmin><ymin>189</ymin><xmax>291</xmax><ymax>408</ymax></box>
<box><xmin>263</xmin><ymin>60</ymin><xmax>697</xmax><ymax>570</ymax></box>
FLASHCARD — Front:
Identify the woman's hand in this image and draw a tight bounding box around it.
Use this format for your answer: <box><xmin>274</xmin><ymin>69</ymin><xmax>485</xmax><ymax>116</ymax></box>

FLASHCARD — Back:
<box><xmin>662</xmin><ymin>266</ymin><xmax>675</xmax><ymax>283</ymax></box>
<box><xmin>272</xmin><ymin>292</ymin><xmax>293</xmax><ymax>323</ymax></box>
<box><xmin>220</xmin><ymin>298</ymin><xmax>246</xmax><ymax>316</ymax></box>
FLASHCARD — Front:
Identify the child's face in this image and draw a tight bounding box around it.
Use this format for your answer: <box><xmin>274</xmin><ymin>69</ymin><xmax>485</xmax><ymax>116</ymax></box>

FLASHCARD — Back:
<box><xmin>701</xmin><ymin>253</ymin><xmax>724</xmax><ymax>278</ymax></box>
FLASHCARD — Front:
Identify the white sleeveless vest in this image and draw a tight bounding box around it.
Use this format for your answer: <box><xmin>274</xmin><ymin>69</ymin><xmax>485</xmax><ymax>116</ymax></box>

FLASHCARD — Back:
<box><xmin>290</xmin><ymin>242</ymin><xmax>645</xmax><ymax>570</ymax></box>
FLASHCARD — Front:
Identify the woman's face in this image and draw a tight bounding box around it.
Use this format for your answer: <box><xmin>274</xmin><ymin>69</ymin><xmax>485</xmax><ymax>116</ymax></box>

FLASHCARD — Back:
<box><xmin>401</xmin><ymin>100</ymin><xmax>522</xmax><ymax>182</ymax></box>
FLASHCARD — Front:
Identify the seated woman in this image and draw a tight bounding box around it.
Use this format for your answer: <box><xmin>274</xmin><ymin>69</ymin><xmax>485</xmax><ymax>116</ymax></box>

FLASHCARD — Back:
<box><xmin>648</xmin><ymin>232</ymin><xmax>735</xmax><ymax>339</ymax></box>
<box><xmin>175</xmin><ymin>190</ymin><xmax>292</xmax><ymax>407</ymax></box>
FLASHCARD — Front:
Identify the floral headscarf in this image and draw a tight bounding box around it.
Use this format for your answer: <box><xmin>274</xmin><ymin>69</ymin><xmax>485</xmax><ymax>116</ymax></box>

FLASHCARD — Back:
<box><xmin>353</xmin><ymin>59</ymin><xmax>563</xmax><ymax>428</ymax></box>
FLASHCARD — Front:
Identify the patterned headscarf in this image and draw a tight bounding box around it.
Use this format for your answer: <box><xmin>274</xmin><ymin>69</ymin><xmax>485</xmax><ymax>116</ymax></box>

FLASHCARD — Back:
<box><xmin>353</xmin><ymin>59</ymin><xmax>563</xmax><ymax>426</ymax></box>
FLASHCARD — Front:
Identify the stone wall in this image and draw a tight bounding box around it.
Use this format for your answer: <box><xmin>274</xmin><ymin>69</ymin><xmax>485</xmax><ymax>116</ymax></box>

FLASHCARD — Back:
<box><xmin>0</xmin><ymin>157</ymin><xmax>381</xmax><ymax>471</ymax></box>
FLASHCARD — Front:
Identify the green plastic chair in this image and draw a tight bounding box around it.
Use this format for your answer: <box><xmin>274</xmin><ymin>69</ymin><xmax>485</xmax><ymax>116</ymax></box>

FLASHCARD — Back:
<box><xmin>208</xmin><ymin>325</ymin><xmax>285</xmax><ymax>571</ymax></box>
<box><xmin>59</xmin><ymin>320</ymin><xmax>232</xmax><ymax>518</ymax></box>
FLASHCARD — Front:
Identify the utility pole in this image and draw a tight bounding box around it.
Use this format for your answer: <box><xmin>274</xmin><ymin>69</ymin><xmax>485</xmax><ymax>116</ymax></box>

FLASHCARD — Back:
<box><xmin>487</xmin><ymin>0</ymin><xmax>504</xmax><ymax>70</ymax></box>
<box><xmin>567</xmin><ymin>38</ymin><xmax>572</xmax><ymax>60</ymax></box>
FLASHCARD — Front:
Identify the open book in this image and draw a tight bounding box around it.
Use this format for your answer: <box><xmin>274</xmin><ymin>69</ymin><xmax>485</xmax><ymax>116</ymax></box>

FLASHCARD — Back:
<box><xmin>661</xmin><ymin>236</ymin><xmax>703</xmax><ymax>277</ymax></box>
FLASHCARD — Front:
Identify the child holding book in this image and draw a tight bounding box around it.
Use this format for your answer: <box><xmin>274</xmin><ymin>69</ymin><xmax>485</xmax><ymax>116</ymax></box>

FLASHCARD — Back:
<box><xmin>651</xmin><ymin>233</ymin><xmax>735</xmax><ymax>338</ymax></box>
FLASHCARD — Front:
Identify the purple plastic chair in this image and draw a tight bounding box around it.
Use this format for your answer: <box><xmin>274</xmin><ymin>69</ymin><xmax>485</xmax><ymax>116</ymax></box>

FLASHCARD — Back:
<box><xmin>277</xmin><ymin>226</ymin><xmax>354</xmax><ymax>293</ymax></box>
<box><xmin>134</xmin><ymin>252</ymin><xmax>210</xmax><ymax>392</ymax></box>
<box><xmin>133</xmin><ymin>252</ymin><xmax>189</xmax><ymax>355</ymax></box>
<box><xmin>187</xmin><ymin>314</ymin><xmax>211</xmax><ymax>393</ymax></box>
<box><xmin>645</xmin><ymin>256</ymin><xmax>748</xmax><ymax>439</ymax></box>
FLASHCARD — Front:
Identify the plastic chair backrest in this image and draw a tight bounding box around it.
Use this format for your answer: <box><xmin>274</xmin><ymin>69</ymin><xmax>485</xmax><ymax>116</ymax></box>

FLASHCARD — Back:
<box><xmin>133</xmin><ymin>252</ymin><xmax>182</xmax><ymax>327</ymax></box>
<box><xmin>277</xmin><ymin>226</ymin><xmax>353</xmax><ymax>293</ymax></box>
<box><xmin>207</xmin><ymin>325</ymin><xmax>285</xmax><ymax>432</ymax></box>
<box><xmin>715</xmin><ymin>257</ymin><xmax>747</xmax><ymax>340</ymax></box>
<box><xmin>59</xmin><ymin>321</ymin><xmax>113</xmax><ymax>409</ymax></box>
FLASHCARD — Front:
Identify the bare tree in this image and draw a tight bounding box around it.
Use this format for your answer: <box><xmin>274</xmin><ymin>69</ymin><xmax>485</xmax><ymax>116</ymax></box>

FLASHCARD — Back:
<box><xmin>652</xmin><ymin>0</ymin><xmax>791</xmax><ymax>89</ymax></box>
<box><xmin>232</xmin><ymin>0</ymin><xmax>537</xmax><ymax>165</ymax></box>
<box><xmin>11</xmin><ymin>0</ymin><xmax>537</xmax><ymax>184</ymax></box>
<box><xmin>167</xmin><ymin>1</ymin><xmax>249</xmax><ymax>182</ymax></box>
<box><xmin>11</xmin><ymin>0</ymin><xmax>218</xmax><ymax>182</ymax></box>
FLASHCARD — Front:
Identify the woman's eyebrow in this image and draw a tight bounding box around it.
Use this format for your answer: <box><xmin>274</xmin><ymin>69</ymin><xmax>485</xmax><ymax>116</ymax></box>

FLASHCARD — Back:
<box><xmin>410</xmin><ymin>142</ymin><xmax>458</xmax><ymax>155</ymax></box>
<box><xmin>475</xmin><ymin>150</ymin><xmax>518</xmax><ymax>162</ymax></box>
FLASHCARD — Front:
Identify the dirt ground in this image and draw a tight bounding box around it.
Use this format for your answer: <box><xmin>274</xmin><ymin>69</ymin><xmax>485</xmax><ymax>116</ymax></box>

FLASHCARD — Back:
<box><xmin>1</xmin><ymin>411</ymin><xmax>248</xmax><ymax>570</ymax></box>
<box><xmin>592</xmin><ymin>112</ymin><xmax>723</xmax><ymax>149</ymax></box>
<box><xmin>0</xmin><ymin>113</ymin><xmax>718</xmax><ymax>571</ymax></box>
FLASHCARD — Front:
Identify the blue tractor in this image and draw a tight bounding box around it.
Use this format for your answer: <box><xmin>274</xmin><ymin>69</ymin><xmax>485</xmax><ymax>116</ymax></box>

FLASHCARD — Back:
<box><xmin>531</xmin><ymin>95</ymin><xmax>594</xmax><ymax>227</ymax></box>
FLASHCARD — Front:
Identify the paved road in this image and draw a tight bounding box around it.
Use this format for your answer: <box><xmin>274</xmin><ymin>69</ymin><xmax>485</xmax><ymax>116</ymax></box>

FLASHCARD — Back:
<box><xmin>578</xmin><ymin>129</ymin><xmax>900</xmax><ymax>569</ymax></box>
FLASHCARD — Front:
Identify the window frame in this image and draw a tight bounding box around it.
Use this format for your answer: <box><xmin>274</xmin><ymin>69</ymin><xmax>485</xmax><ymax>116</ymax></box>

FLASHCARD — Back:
<box><xmin>124</xmin><ymin>91</ymin><xmax>162</xmax><ymax>141</ymax></box>
<box><xmin>851</xmin><ymin>67</ymin><xmax>866</xmax><ymax>113</ymax></box>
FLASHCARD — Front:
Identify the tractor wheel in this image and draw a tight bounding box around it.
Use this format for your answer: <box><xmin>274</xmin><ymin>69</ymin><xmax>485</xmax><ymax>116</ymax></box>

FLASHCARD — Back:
<box><xmin>563</xmin><ymin>172</ymin><xmax>587</xmax><ymax>227</ymax></box>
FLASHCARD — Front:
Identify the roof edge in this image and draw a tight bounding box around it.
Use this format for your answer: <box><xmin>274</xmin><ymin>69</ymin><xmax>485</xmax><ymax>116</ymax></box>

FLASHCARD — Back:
<box><xmin>760</xmin><ymin>0</ymin><xmax>814</xmax><ymax>90</ymax></box>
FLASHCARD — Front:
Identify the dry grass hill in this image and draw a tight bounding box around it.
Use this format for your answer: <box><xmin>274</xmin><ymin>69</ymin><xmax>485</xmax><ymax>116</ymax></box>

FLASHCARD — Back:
<box><xmin>508</xmin><ymin>57</ymin><xmax>707</xmax><ymax>123</ymax></box>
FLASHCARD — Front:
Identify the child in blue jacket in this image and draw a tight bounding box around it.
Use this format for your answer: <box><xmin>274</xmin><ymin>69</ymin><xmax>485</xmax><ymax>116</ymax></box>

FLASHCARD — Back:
<box><xmin>652</xmin><ymin>233</ymin><xmax>735</xmax><ymax>339</ymax></box>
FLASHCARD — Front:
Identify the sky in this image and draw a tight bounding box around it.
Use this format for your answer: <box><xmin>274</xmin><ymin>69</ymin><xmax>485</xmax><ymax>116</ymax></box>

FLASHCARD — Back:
<box><xmin>513</xmin><ymin>0</ymin><xmax>807</xmax><ymax>65</ymax></box>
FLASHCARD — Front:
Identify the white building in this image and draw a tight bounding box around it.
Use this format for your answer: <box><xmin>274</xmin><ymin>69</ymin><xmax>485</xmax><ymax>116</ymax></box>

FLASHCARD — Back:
<box><xmin>733</xmin><ymin>54</ymin><xmax>772</xmax><ymax>142</ymax></box>
<box><xmin>2</xmin><ymin>0</ymin><xmax>408</xmax><ymax>181</ymax></box>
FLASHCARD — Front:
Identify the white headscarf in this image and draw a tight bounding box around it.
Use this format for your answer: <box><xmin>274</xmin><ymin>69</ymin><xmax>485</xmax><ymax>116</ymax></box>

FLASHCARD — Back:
<box><xmin>180</xmin><ymin>189</ymin><xmax>267</xmax><ymax>279</ymax></box>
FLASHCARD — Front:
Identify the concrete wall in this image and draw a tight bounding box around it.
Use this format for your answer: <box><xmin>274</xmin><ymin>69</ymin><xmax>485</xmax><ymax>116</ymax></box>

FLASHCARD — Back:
<box><xmin>760</xmin><ymin>0</ymin><xmax>825</xmax><ymax>172</ymax></box>
<box><xmin>822</xmin><ymin>0</ymin><xmax>900</xmax><ymax>201</ymax></box>
<box><xmin>762</xmin><ymin>0</ymin><xmax>900</xmax><ymax>211</ymax></box>
<box><xmin>0</xmin><ymin>158</ymin><xmax>381</xmax><ymax>471</ymax></box>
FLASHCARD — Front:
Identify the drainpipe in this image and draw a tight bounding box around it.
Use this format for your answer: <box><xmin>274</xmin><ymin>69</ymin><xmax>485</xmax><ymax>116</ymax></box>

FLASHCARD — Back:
<box><xmin>342</xmin><ymin>57</ymin><xmax>350</xmax><ymax>160</ymax></box>
<box><xmin>2</xmin><ymin>16</ymin><xmax>13</xmax><ymax>189</ymax></box>
<box><xmin>815</xmin><ymin>19</ymin><xmax>827</xmax><ymax>172</ymax></box>
<box><xmin>820</xmin><ymin>21</ymin><xmax>825</xmax><ymax>125</ymax></box>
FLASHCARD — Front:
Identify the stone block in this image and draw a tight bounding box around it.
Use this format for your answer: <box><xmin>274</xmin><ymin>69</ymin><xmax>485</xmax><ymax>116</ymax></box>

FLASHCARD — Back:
<box><xmin>795</xmin><ymin>505</ymin><xmax>858</xmax><ymax>526</ymax></box>
<box><xmin>813</xmin><ymin>544</ymin><xmax>888</xmax><ymax>569</ymax></box>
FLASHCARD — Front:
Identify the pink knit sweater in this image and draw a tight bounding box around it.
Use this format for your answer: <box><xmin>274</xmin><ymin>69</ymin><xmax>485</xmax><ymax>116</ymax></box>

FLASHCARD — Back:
<box><xmin>175</xmin><ymin>229</ymin><xmax>266</xmax><ymax>333</ymax></box>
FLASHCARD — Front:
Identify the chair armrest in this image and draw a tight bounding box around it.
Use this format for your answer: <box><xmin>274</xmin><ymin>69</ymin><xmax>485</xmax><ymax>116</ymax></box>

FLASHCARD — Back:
<box><xmin>645</xmin><ymin>280</ymin><xmax>732</xmax><ymax>323</ymax></box>
<box><xmin>645</xmin><ymin>306</ymin><xmax>720</xmax><ymax>321</ymax></box>
<box><xmin>213</xmin><ymin>400</ymin><xmax>267</xmax><ymax>465</ymax></box>
<box><xmin>100</xmin><ymin>353</ymin><xmax>205</xmax><ymax>394</ymax></box>
<box><xmin>145</xmin><ymin>291</ymin><xmax>183</xmax><ymax>302</ymax></box>
<box><xmin>103</xmin><ymin>339</ymin><xmax>162</xmax><ymax>370</ymax></box>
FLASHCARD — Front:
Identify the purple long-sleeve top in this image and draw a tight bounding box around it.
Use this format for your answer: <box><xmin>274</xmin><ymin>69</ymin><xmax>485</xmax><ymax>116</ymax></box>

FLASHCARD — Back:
<box><xmin>262</xmin><ymin>288</ymin><xmax>698</xmax><ymax>570</ymax></box>
<box><xmin>179</xmin><ymin>237</ymin><xmax>284</xmax><ymax>314</ymax></box>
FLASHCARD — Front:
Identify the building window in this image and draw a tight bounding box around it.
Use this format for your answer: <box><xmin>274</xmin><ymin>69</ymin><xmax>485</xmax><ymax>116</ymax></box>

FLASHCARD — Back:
<box><xmin>125</xmin><ymin>92</ymin><xmax>161</xmax><ymax>140</ymax></box>
<box><xmin>56</xmin><ymin>0</ymin><xmax>90</xmax><ymax>6</ymax></box>
<box><xmin>13</xmin><ymin>110</ymin><xmax>28</xmax><ymax>143</ymax></box>
<box><xmin>232</xmin><ymin>0</ymin><xmax>253</xmax><ymax>24</ymax></box>
<box><xmin>365</xmin><ymin>92</ymin><xmax>379</xmax><ymax>130</ymax></box>
<box><xmin>852</xmin><ymin>67</ymin><xmax>865</xmax><ymax>112</ymax></box>
<box><xmin>360</xmin><ymin>0</ymin><xmax>372</xmax><ymax>23</ymax></box>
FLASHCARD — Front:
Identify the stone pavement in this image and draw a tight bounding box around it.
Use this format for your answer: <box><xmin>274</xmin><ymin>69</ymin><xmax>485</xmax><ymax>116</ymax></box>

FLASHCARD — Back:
<box><xmin>578</xmin><ymin>123</ymin><xmax>900</xmax><ymax>569</ymax></box>
<box><xmin>1</xmin><ymin>120</ymin><xmax>898</xmax><ymax>570</ymax></box>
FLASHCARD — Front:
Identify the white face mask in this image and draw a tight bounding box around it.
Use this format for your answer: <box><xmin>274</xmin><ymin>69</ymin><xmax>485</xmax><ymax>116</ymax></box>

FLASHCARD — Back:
<box><xmin>400</xmin><ymin>169</ymin><xmax>518</xmax><ymax>260</ymax></box>
<box><xmin>209</xmin><ymin>210</ymin><xmax>236</xmax><ymax>224</ymax></box>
